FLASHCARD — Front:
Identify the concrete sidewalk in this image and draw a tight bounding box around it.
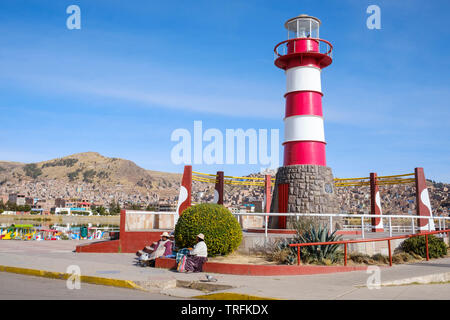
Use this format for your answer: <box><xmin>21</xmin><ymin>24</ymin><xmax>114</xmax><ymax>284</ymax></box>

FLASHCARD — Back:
<box><xmin>0</xmin><ymin>241</ymin><xmax>449</xmax><ymax>299</ymax></box>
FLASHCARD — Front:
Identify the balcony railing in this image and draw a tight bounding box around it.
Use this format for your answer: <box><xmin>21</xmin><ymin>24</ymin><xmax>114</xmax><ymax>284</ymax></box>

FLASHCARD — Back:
<box><xmin>274</xmin><ymin>38</ymin><xmax>333</xmax><ymax>60</ymax></box>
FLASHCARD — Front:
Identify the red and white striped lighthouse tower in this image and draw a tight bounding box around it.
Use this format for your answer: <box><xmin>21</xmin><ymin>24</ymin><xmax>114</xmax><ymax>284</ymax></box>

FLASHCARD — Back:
<box><xmin>274</xmin><ymin>14</ymin><xmax>333</xmax><ymax>166</ymax></box>
<box><xmin>270</xmin><ymin>15</ymin><xmax>338</xmax><ymax>228</ymax></box>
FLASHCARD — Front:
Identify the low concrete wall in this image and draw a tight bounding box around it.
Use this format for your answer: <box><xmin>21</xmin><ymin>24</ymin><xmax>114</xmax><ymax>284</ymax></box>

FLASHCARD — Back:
<box><xmin>76</xmin><ymin>210</ymin><xmax>174</xmax><ymax>253</ymax></box>
<box><xmin>125</xmin><ymin>212</ymin><xmax>174</xmax><ymax>231</ymax></box>
<box><xmin>237</xmin><ymin>215</ymin><xmax>265</xmax><ymax>229</ymax></box>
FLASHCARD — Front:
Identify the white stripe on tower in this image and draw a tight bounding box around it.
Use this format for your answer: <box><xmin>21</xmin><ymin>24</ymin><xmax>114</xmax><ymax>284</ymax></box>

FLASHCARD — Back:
<box><xmin>286</xmin><ymin>66</ymin><xmax>322</xmax><ymax>94</ymax></box>
<box><xmin>284</xmin><ymin>115</ymin><xmax>325</xmax><ymax>143</ymax></box>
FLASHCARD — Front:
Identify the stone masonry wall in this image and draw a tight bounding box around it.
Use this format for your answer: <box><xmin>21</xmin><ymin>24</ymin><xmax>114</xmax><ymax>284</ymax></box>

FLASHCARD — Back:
<box><xmin>270</xmin><ymin>165</ymin><xmax>341</xmax><ymax>229</ymax></box>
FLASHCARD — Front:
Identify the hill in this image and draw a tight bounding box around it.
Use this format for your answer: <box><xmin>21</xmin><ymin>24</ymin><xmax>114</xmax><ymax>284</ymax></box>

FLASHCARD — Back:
<box><xmin>0</xmin><ymin>152</ymin><xmax>448</xmax><ymax>216</ymax></box>
<box><xmin>0</xmin><ymin>152</ymin><xmax>181</xmax><ymax>204</ymax></box>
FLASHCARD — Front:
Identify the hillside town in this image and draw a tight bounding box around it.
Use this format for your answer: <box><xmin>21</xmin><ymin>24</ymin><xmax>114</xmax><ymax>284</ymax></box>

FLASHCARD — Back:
<box><xmin>0</xmin><ymin>176</ymin><xmax>448</xmax><ymax>217</ymax></box>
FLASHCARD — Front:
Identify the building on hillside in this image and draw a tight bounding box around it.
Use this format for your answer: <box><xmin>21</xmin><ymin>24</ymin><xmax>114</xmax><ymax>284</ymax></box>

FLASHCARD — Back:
<box><xmin>159</xmin><ymin>202</ymin><xmax>177</xmax><ymax>212</ymax></box>
<box><xmin>55</xmin><ymin>198</ymin><xmax>66</xmax><ymax>208</ymax></box>
<box><xmin>0</xmin><ymin>194</ymin><xmax>9</xmax><ymax>204</ymax></box>
<box><xmin>8</xmin><ymin>193</ymin><xmax>26</xmax><ymax>206</ymax></box>
<box><xmin>248</xmin><ymin>200</ymin><xmax>263</xmax><ymax>212</ymax></box>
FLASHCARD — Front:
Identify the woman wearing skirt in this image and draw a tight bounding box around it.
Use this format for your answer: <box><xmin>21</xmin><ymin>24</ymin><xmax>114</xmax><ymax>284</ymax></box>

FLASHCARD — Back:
<box><xmin>184</xmin><ymin>233</ymin><xmax>208</xmax><ymax>272</ymax></box>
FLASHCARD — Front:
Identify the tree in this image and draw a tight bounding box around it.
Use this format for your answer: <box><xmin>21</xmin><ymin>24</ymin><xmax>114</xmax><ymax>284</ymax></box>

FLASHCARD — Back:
<box><xmin>130</xmin><ymin>204</ymin><xmax>141</xmax><ymax>210</ymax></box>
<box><xmin>23</xmin><ymin>163</ymin><xmax>42</xmax><ymax>179</ymax></box>
<box><xmin>146</xmin><ymin>204</ymin><xmax>157</xmax><ymax>211</ymax></box>
<box><xmin>108</xmin><ymin>201</ymin><xmax>121</xmax><ymax>215</ymax></box>
<box><xmin>96</xmin><ymin>206</ymin><xmax>107</xmax><ymax>216</ymax></box>
<box><xmin>6</xmin><ymin>201</ymin><xmax>17</xmax><ymax>211</ymax></box>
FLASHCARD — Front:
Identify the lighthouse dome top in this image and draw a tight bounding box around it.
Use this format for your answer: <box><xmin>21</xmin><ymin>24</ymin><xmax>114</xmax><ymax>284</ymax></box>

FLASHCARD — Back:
<box><xmin>284</xmin><ymin>14</ymin><xmax>321</xmax><ymax>39</ymax></box>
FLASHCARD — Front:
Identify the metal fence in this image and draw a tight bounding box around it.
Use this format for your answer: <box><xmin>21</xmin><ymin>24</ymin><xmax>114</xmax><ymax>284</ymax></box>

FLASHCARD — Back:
<box><xmin>230</xmin><ymin>212</ymin><xmax>450</xmax><ymax>240</ymax></box>
<box><xmin>124</xmin><ymin>210</ymin><xmax>450</xmax><ymax>240</ymax></box>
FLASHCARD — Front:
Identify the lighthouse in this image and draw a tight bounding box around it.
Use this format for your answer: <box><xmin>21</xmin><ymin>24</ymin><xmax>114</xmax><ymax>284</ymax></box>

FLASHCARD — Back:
<box><xmin>270</xmin><ymin>14</ymin><xmax>339</xmax><ymax>228</ymax></box>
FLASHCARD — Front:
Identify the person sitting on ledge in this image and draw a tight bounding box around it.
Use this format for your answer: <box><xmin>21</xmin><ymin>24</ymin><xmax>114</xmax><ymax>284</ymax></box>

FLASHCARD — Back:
<box><xmin>137</xmin><ymin>232</ymin><xmax>173</xmax><ymax>267</ymax></box>
<box><xmin>184</xmin><ymin>233</ymin><xmax>208</xmax><ymax>273</ymax></box>
<box><xmin>164</xmin><ymin>231</ymin><xmax>177</xmax><ymax>259</ymax></box>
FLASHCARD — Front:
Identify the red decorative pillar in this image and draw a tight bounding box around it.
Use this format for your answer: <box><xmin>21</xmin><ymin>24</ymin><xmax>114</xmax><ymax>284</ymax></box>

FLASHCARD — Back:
<box><xmin>264</xmin><ymin>175</ymin><xmax>272</xmax><ymax>213</ymax></box>
<box><xmin>370</xmin><ymin>173</ymin><xmax>384</xmax><ymax>232</ymax></box>
<box><xmin>176</xmin><ymin>165</ymin><xmax>192</xmax><ymax>217</ymax></box>
<box><xmin>278</xmin><ymin>184</ymin><xmax>289</xmax><ymax>229</ymax></box>
<box><xmin>415</xmin><ymin>167</ymin><xmax>435</xmax><ymax>232</ymax></box>
<box><xmin>214</xmin><ymin>171</ymin><xmax>224</xmax><ymax>205</ymax></box>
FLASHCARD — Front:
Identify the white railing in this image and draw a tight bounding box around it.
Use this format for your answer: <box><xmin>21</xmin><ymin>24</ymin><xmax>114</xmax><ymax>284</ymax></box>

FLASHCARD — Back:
<box><xmin>124</xmin><ymin>210</ymin><xmax>449</xmax><ymax>240</ymax></box>
<box><xmin>231</xmin><ymin>212</ymin><xmax>450</xmax><ymax>240</ymax></box>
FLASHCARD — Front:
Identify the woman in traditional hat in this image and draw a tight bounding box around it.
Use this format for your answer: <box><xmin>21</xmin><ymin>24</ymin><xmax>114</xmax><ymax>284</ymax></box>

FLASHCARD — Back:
<box><xmin>138</xmin><ymin>232</ymin><xmax>173</xmax><ymax>267</ymax></box>
<box><xmin>184</xmin><ymin>233</ymin><xmax>208</xmax><ymax>272</ymax></box>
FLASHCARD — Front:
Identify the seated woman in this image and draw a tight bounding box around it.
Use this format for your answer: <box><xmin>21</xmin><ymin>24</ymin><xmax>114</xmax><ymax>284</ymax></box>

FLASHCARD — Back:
<box><xmin>136</xmin><ymin>231</ymin><xmax>173</xmax><ymax>257</ymax></box>
<box><xmin>184</xmin><ymin>233</ymin><xmax>208</xmax><ymax>273</ymax></box>
<box><xmin>138</xmin><ymin>232</ymin><xmax>172</xmax><ymax>266</ymax></box>
<box><xmin>164</xmin><ymin>232</ymin><xmax>178</xmax><ymax>259</ymax></box>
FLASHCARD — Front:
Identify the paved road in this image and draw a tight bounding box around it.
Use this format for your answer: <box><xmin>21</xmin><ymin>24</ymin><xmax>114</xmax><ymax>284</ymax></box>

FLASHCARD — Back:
<box><xmin>0</xmin><ymin>272</ymin><xmax>185</xmax><ymax>300</ymax></box>
<box><xmin>1</xmin><ymin>241</ymin><xmax>449</xmax><ymax>300</ymax></box>
<box><xmin>334</xmin><ymin>283</ymin><xmax>450</xmax><ymax>300</ymax></box>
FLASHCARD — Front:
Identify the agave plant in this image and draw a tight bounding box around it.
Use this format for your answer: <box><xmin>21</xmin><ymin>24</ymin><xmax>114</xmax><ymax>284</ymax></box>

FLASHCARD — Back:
<box><xmin>274</xmin><ymin>238</ymin><xmax>299</xmax><ymax>265</ymax></box>
<box><xmin>296</xmin><ymin>225</ymin><xmax>343</xmax><ymax>263</ymax></box>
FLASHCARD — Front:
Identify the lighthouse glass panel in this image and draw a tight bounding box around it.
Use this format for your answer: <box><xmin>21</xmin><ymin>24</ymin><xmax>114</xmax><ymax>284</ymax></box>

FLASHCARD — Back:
<box><xmin>286</xmin><ymin>18</ymin><xmax>319</xmax><ymax>39</ymax></box>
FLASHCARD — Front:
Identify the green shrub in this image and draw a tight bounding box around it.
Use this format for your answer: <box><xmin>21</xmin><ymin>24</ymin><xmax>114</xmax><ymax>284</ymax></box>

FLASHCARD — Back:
<box><xmin>174</xmin><ymin>203</ymin><xmax>242</xmax><ymax>257</ymax></box>
<box><xmin>401</xmin><ymin>235</ymin><xmax>448</xmax><ymax>259</ymax></box>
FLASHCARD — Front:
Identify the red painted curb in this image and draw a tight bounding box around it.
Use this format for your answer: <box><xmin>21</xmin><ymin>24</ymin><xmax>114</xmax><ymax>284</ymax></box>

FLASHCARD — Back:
<box><xmin>76</xmin><ymin>240</ymin><xmax>120</xmax><ymax>253</ymax></box>
<box><xmin>155</xmin><ymin>258</ymin><xmax>367</xmax><ymax>276</ymax></box>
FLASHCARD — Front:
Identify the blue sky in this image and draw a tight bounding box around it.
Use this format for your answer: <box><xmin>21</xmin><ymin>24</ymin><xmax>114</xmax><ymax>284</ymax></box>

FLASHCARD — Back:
<box><xmin>0</xmin><ymin>0</ymin><xmax>449</xmax><ymax>182</ymax></box>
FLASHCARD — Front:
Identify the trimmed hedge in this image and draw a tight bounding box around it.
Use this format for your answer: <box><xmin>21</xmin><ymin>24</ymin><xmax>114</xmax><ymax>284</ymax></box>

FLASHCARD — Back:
<box><xmin>401</xmin><ymin>235</ymin><xmax>448</xmax><ymax>259</ymax></box>
<box><xmin>174</xmin><ymin>203</ymin><xmax>242</xmax><ymax>257</ymax></box>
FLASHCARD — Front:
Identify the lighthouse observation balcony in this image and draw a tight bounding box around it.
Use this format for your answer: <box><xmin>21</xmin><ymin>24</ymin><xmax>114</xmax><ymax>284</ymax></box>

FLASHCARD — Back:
<box><xmin>274</xmin><ymin>38</ymin><xmax>333</xmax><ymax>70</ymax></box>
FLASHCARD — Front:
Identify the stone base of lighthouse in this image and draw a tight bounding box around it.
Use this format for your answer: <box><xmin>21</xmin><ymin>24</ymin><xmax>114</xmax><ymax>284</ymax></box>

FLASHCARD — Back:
<box><xmin>269</xmin><ymin>165</ymin><xmax>341</xmax><ymax>230</ymax></box>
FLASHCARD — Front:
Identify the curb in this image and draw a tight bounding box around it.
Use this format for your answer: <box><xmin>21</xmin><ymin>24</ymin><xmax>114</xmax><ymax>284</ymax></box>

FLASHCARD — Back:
<box><xmin>193</xmin><ymin>292</ymin><xmax>278</xmax><ymax>300</ymax></box>
<box><xmin>380</xmin><ymin>272</ymin><xmax>450</xmax><ymax>287</ymax></box>
<box><xmin>0</xmin><ymin>265</ymin><xmax>278</xmax><ymax>299</ymax></box>
<box><xmin>0</xmin><ymin>265</ymin><xmax>145</xmax><ymax>291</ymax></box>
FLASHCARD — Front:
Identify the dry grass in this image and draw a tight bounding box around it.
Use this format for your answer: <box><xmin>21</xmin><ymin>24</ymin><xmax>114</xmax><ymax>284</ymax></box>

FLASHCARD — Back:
<box><xmin>347</xmin><ymin>251</ymin><xmax>423</xmax><ymax>266</ymax></box>
<box><xmin>208</xmin><ymin>251</ymin><xmax>278</xmax><ymax>265</ymax></box>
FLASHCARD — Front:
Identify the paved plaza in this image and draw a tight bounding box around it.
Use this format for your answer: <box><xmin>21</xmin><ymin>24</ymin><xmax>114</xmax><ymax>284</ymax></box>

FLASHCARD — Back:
<box><xmin>0</xmin><ymin>241</ymin><xmax>449</xmax><ymax>299</ymax></box>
